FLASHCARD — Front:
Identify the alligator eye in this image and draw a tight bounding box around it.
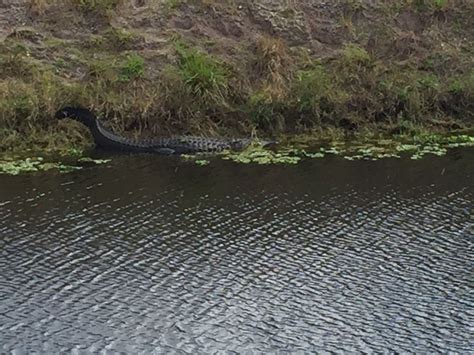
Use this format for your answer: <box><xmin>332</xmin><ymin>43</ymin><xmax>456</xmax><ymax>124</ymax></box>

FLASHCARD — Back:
<box><xmin>55</xmin><ymin>109</ymin><xmax>68</xmax><ymax>119</ymax></box>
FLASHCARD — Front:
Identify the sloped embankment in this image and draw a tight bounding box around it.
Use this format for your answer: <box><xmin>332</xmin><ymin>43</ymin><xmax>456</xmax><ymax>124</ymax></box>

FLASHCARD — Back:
<box><xmin>1</xmin><ymin>0</ymin><xmax>473</xmax><ymax>152</ymax></box>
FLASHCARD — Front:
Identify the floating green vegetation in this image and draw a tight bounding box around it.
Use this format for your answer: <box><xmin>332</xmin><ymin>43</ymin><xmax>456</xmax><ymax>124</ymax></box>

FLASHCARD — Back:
<box><xmin>222</xmin><ymin>146</ymin><xmax>302</xmax><ymax>165</ymax></box>
<box><xmin>342</xmin><ymin>134</ymin><xmax>473</xmax><ymax>161</ymax></box>
<box><xmin>190</xmin><ymin>134</ymin><xmax>474</xmax><ymax>166</ymax></box>
<box><xmin>194</xmin><ymin>159</ymin><xmax>210</xmax><ymax>166</ymax></box>
<box><xmin>0</xmin><ymin>157</ymin><xmax>80</xmax><ymax>175</ymax></box>
<box><xmin>61</xmin><ymin>148</ymin><xmax>85</xmax><ymax>157</ymax></box>
<box><xmin>343</xmin><ymin>145</ymin><xmax>401</xmax><ymax>161</ymax></box>
<box><xmin>0</xmin><ymin>156</ymin><xmax>112</xmax><ymax>175</ymax></box>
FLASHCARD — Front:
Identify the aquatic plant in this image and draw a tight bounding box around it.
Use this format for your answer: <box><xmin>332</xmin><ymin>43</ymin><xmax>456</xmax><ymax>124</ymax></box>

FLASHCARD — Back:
<box><xmin>0</xmin><ymin>157</ymin><xmax>81</xmax><ymax>175</ymax></box>
<box><xmin>194</xmin><ymin>159</ymin><xmax>210</xmax><ymax>166</ymax></box>
<box><xmin>211</xmin><ymin>134</ymin><xmax>474</xmax><ymax>166</ymax></box>
<box><xmin>0</xmin><ymin>155</ymin><xmax>111</xmax><ymax>175</ymax></box>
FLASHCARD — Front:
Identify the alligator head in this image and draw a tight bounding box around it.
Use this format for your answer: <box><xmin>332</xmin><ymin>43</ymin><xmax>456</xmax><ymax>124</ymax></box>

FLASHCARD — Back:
<box><xmin>55</xmin><ymin>107</ymin><xmax>97</xmax><ymax>129</ymax></box>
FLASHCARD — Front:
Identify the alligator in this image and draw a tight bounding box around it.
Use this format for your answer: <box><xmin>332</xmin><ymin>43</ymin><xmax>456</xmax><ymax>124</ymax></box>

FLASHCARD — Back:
<box><xmin>56</xmin><ymin>107</ymin><xmax>273</xmax><ymax>154</ymax></box>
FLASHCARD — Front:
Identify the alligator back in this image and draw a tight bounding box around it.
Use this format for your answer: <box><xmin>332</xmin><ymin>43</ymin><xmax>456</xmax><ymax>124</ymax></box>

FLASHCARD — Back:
<box><xmin>57</xmin><ymin>107</ymin><xmax>264</xmax><ymax>154</ymax></box>
<box><xmin>148</xmin><ymin>136</ymin><xmax>253</xmax><ymax>154</ymax></box>
<box><xmin>94</xmin><ymin>121</ymin><xmax>253</xmax><ymax>154</ymax></box>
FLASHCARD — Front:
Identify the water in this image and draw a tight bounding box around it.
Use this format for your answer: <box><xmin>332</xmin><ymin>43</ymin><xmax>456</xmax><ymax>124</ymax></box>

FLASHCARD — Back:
<box><xmin>1</xmin><ymin>150</ymin><xmax>473</xmax><ymax>353</ymax></box>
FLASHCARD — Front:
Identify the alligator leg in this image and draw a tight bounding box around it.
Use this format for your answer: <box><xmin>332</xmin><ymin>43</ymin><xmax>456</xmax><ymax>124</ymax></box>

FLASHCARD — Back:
<box><xmin>153</xmin><ymin>147</ymin><xmax>176</xmax><ymax>155</ymax></box>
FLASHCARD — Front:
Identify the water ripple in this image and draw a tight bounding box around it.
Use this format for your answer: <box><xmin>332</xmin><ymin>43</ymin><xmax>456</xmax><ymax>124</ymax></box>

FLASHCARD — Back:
<box><xmin>0</xmin><ymin>151</ymin><xmax>473</xmax><ymax>353</ymax></box>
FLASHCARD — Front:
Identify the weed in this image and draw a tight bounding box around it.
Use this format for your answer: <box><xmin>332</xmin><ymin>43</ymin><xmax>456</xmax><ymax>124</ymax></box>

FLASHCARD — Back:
<box><xmin>292</xmin><ymin>65</ymin><xmax>343</xmax><ymax>123</ymax></box>
<box><xmin>247</xmin><ymin>91</ymin><xmax>286</xmax><ymax>131</ymax></box>
<box><xmin>343</xmin><ymin>44</ymin><xmax>371</xmax><ymax>65</ymax></box>
<box><xmin>73</xmin><ymin>0</ymin><xmax>121</xmax><ymax>12</ymax></box>
<box><xmin>0</xmin><ymin>44</ymin><xmax>38</xmax><ymax>79</ymax></box>
<box><xmin>119</xmin><ymin>54</ymin><xmax>145</xmax><ymax>81</ymax></box>
<box><xmin>175</xmin><ymin>43</ymin><xmax>229</xmax><ymax>105</ymax></box>
<box><xmin>412</xmin><ymin>0</ymin><xmax>449</xmax><ymax>11</ymax></box>
<box><xmin>28</xmin><ymin>0</ymin><xmax>49</xmax><ymax>15</ymax></box>
<box><xmin>85</xmin><ymin>53</ymin><xmax>145</xmax><ymax>83</ymax></box>
<box><xmin>254</xmin><ymin>36</ymin><xmax>292</xmax><ymax>102</ymax></box>
<box><xmin>87</xmin><ymin>58</ymin><xmax>118</xmax><ymax>82</ymax></box>
<box><xmin>442</xmin><ymin>70</ymin><xmax>474</xmax><ymax>117</ymax></box>
<box><xmin>101</xmin><ymin>28</ymin><xmax>136</xmax><ymax>51</ymax></box>
<box><xmin>165</xmin><ymin>0</ymin><xmax>183</xmax><ymax>10</ymax></box>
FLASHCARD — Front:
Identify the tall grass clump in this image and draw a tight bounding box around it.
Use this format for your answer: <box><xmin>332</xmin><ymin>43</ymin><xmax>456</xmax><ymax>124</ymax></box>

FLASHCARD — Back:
<box><xmin>329</xmin><ymin>44</ymin><xmax>383</xmax><ymax>125</ymax></box>
<box><xmin>247</xmin><ymin>91</ymin><xmax>287</xmax><ymax>132</ymax></box>
<box><xmin>284</xmin><ymin>41</ymin><xmax>469</xmax><ymax>131</ymax></box>
<box><xmin>119</xmin><ymin>54</ymin><xmax>145</xmax><ymax>81</ymax></box>
<box><xmin>0</xmin><ymin>43</ymin><xmax>39</xmax><ymax>79</ymax></box>
<box><xmin>377</xmin><ymin>70</ymin><xmax>444</xmax><ymax>123</ymax></box>
<box><xmin>248</xmin><ymin>36</ymin><xmax>293</xmax><ymax>130</ymax></box>
<box><xmin>254</xmin><ymin>36</ymin><xmax>292</xmax><ymax>101</ymax></box>
<box><xmin>175</xmin><ymin>44</ymin><xmax>229</xmax><ymax>105</ymax></box>
<box><xmin>411</xmin><ymin>0</ymin><xmax>449</xmax><ymax>11</ymax></box>
<box><xmin>106</xmin><ymin>28</ymin><xmax>135</xmax><ymax>50</ymax></box>
<box><xmin>114</xmin><ymin>43</ymin><xmax>235</xmax><ymax>135</ymax></box>
<box><xmin>0</xmin><ymin>72</ymin><xmax>93</xmax><ymax>152</ymax></box>
<box><xmin>74</xmin><ymin>0</ymin><xmax>121</xmax><ymax>11</ymax></box>
<box><xmin>28</xmin><ymin>0</ymin><xmax>49</xmax><ymax>15</ymax></box>
<box><xmin>292</xmin><ymin>64</ymin><xmax>347</xmax><ymax>125</ymax></box>
<box><xmin>85</xmin><ymin>53</ymin><xmax>145</xmax><ymax>83</ymax></box>
<box><xmin>443</xmin><ymin>69</ymin><xmax>474</xmax><ymax>118</ymax></box>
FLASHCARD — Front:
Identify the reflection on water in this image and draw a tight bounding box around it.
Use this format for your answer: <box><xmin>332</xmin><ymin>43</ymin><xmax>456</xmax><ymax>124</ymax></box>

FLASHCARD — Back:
<box><xmin>0</xmin><ymin>149</ymin><xmax>473</xmax><ymax>353</ymax></box>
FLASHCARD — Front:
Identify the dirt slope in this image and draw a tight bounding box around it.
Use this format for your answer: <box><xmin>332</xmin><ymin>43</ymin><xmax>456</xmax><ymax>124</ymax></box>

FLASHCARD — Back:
<box><xmin>1</xmin><ymin>0</ymin><xmax>473</xmax><ymax>151</ymax></box>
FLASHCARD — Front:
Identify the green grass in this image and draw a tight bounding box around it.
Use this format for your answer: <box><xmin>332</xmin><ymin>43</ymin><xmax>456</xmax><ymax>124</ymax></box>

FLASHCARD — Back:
<box><xmin>165</xmin><ymin>0</ymin><xmax>183</xmax><ymax>10</ymax></box>
<box><xmin>412</xmin><ymin>0</ymin><xmax>449</xmax><ymax>11</ymax></box>
<box><xmin>119</xmin><ymin>54</ymin><xmax>145</xmax><ymax>82</ymax></box>
<box><xmin>247</xmin><ymin>90</ymin><xmax>286</xmax><ymax>131</ymax></box>
<box><xmin>175</xmin><ymin>43</ymin><xmax>229</xmax><ymax>104</ymax></box>
<box><xmin>292</xmin><ymin>65</ymin><xmax>344</xmax><ymax>123</ymax></box>
<box><xmin>85</xmin><ymin>53</ymin><xmax>145</xmax><ymax>83</ymax></box>
<box><xmin>341</xmin><ymin>44</ymin><xmax>372</xmax><ymax>67</ymax></box>
<box><xmin>106</xmin><ymin>28</ymin><xmax>135</xmax><ymax>50</ymax></box>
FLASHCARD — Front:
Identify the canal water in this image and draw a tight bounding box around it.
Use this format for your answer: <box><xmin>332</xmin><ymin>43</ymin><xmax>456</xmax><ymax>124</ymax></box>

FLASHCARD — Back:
<box><xmin>0</xmin><ymin>149</ymin><xmax>472</xmax><ymax>353</ymax></box>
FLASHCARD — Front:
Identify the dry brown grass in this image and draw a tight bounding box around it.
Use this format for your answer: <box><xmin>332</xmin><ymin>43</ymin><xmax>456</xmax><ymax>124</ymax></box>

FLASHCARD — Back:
<box><xmin>254</xmin><ymin>36</ymin><xmax>293</xmax><ymax>103</ymax></box>
<box><xmin>28</xmin><ymin>0</ymin><xmax>49</xmax><ymax>15</ymax></box>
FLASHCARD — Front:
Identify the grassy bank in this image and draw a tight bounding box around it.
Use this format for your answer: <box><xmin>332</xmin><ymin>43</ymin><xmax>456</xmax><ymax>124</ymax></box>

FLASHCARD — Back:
<box><xmin>1</xmin><ymin>0</ymin><xmax>473</xmax><ymax>153</ymax></box>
